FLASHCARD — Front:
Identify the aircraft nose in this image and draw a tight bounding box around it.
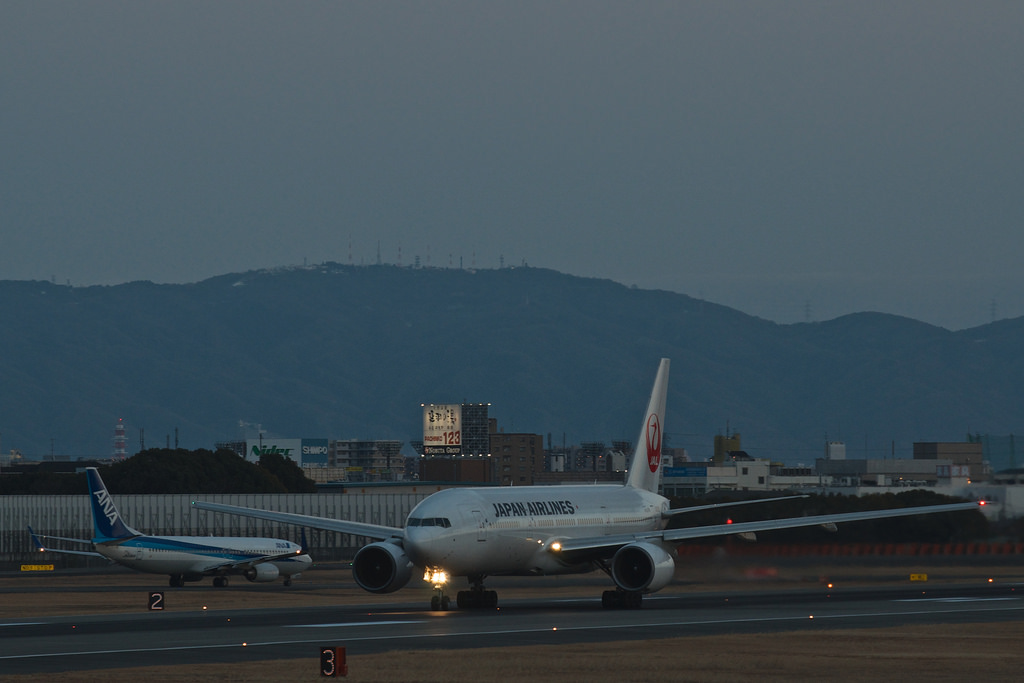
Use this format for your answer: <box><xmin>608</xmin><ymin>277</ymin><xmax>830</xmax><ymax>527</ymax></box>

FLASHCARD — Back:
<box><xmin>403</xmin><ymin>527</ymin><xmax>441</xmax><ymax>567</ymax></box>
<box><xmin>403</xmin><ymin>527</ymin><xmax>425</xmax><ymax>564</ymax></box>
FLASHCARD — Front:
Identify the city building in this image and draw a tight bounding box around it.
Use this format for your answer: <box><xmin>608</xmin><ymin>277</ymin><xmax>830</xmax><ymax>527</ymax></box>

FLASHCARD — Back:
<box><xmin>491</xmin><ymin>429</ymin><xmax>544</xmax><ymax>485</ymax></box>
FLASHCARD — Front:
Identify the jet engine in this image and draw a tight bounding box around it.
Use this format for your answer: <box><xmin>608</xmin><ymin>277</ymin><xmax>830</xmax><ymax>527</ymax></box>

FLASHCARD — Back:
<box><xmin>610</xmin><ymin>542</ymin><xmax>675</xmax><ymax>593</ymax></box>
<box><xmin>352</xmin><ymin>541</ymin><xmax>414</xmax><ymax>593</ymax></box>
<box><xmin>244</xmin><ymin>563</ymin><xmax>280</xmax><ymax>583</ymax></box>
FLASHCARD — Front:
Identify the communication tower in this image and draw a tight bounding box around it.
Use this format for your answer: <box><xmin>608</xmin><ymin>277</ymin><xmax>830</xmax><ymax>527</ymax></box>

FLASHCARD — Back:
<box><xmin>113</xmin><ymin>418</ymin><xmax>127</xmax><ymax>460</ymax></box>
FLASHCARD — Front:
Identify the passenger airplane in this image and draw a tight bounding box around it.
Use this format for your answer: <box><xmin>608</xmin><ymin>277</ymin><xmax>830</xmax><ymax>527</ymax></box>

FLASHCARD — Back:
<box><xmin>30</xmin><ymin>467</ymin><xmax>311</xmax><ymax>587</ymax></box>
<box><xmin>193</xmin><ymin>359</ymin><xmax>978</xmax><ymax>609</ymax></box>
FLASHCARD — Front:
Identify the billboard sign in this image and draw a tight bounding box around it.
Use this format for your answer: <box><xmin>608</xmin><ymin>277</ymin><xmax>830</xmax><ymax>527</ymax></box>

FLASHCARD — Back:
<box><xmin>423</xmin><ymin>404</ymin><xmax>461</xmax><ymax>456</ymax></box>
<box><xmin>301</xmin><ymin>438</ymin><xmax>329</xmax><ymax>465</ymax></box>
<box><xmin>246</xmin><ymin>438</ymin><xmax>301</xmax><ymax>464</ymax></box>
<box><xmin>663</xmin><ymin>466</ymin><xmax>709</xmax><ymax>478</ymax></box>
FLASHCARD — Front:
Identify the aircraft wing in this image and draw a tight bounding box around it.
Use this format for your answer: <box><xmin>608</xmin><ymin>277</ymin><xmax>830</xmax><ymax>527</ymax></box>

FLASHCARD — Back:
<box><xmin>557</xmin><ymin>501</ymin><xmax>980</xmax><ymax>556</ymax></box>
<box><xmin>191</xmin><ymin>501</ymin><xmax>404</xmax><ymax>540</ymax></box>
<box><xmin>27</xmin><ymin>526</ymin><xmax>105</xmax><ymax>558</ymax></box>
<box><xmin>202</xmin><ymin>548</ymin><xmax>308</xmax><ymax>573</ymax></box>
<box><xmin>663</xmin><ymin>494</ymin><xmax>809</xmax><ymax>518</ymax></box>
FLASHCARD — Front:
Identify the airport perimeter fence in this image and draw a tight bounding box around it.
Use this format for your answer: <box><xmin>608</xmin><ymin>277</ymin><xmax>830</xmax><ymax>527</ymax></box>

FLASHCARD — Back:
<box><xmin>0</xmin><ymin>492</ymin><xmax>431</xmax><ymax>567</ymax></box>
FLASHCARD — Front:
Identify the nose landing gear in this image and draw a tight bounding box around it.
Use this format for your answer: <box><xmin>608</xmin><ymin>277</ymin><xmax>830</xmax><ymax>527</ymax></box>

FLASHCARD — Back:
<box><xmin>430</xmin><ymin>589</ymin><xmax>451</xmax><ymax>611</ymax></box>
<box><xmin>425</xmin><ymin>568</ymin><xmax>452</xmax><ymax>611</ymax></box>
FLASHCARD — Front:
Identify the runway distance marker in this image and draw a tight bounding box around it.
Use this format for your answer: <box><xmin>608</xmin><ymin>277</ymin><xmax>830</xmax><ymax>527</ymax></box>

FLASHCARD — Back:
<box><xmin>320</xmin><ymin>646</ymin><xmax>347</xmax><ymax>677</ymax></box>
<box><xmin>148</xmin><ymin>592</ymin><xmax>164</xmax><ymax>611</ymax></box>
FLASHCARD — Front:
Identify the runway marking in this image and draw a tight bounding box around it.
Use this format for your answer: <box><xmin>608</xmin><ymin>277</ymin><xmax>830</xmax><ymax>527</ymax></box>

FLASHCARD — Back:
<box><xmin>284</xmin><ymin>620</ymin><xmax>424</xmax><ymax>628</ymax></box>
<box><xmin>4</xmin><ymin>603</ymin><xmax>1024</xmax><ymax>662</ymax></box>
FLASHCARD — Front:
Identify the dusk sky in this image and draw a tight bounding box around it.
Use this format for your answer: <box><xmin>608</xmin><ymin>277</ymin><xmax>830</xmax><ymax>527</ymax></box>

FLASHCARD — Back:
<box><xmin>3</xmin><ymin>2</ymin><xmax>1021</xmax><ymax>330</ymax></box>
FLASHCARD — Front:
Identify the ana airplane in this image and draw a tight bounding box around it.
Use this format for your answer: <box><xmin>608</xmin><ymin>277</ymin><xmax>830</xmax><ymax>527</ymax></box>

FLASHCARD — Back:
<box><xmin>193</xmin><ymin>358</ymin><xmax>978</xmax><ymax>610</ymax></box>
<box><xmin>29</xmin><ymin>467</ymin><xmax>311</xmax><ymax>587</ymax></box>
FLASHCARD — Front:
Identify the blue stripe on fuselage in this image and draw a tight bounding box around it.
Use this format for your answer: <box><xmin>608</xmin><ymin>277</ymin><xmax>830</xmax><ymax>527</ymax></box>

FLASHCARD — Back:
<box><xmin>99</xmin><ymin>536</ymin><xmax>284</xmax><ymax>562</ymax></box>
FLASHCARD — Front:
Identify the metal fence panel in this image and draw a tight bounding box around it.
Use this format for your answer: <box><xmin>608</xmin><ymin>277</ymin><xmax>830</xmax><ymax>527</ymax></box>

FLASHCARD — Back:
<box><xmin>1</xmin><ymin>492</ymin><xmax>431</xmax><ymax>565</ymax></box>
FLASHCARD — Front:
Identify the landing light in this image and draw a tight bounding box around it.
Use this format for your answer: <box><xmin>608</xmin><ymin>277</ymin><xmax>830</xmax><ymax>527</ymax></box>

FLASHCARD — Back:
<box><xmin>424</xmin><ymin>569</ymin><xmax>448</xmax><ymax>587</ymax></box>
<box><xmin>550</xmin><ymin>542</ymin><xmax>562</xmax><ymax>552</ymax></box>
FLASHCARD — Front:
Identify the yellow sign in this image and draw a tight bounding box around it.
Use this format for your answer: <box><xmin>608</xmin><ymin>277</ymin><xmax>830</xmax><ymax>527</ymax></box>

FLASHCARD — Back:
<box><xmin>910</xmin><ymin>573</ymin><xmax>928</xmax><ymax>582</ymax></box>
<box><xmin>20</xmin><ymin>564</ymin><xmax>54</xmax><ymax>572</ymax></box>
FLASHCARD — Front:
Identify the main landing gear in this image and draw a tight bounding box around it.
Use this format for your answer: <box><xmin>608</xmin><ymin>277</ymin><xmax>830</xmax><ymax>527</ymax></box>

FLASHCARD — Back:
<box><xmin>601</xmin><ymin>588</ymin><xmax>643</xmax><ymax>609</ymax></box>
<box><xmin>457</xmin><ymin>575</ymin><xmax>498</xmax><ymax>609</ymax></box>
<box><xmin>424</xmin><ymin>571</ymin><xmax>498</xmax><ymax>611</ymax></box>
<box><xmin>595</xmin><ymin>559</ymin><xmax>644</xmax><ymax>609</ymax></box>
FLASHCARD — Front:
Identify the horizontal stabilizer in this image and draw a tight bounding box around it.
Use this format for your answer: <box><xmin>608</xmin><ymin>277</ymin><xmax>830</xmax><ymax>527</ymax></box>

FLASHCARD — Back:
<box><xmin>27</xmin><ymin>525</ymin><xmax>105</xmax><ymax>558</ymax></box>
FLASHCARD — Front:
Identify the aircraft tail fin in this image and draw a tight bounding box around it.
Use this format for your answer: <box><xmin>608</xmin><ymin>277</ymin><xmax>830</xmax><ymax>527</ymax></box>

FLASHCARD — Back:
<box><xmin>625</xmin><ymin>358</ymin><xmax>670</xmax><ymax>492</ymax></box>
<box><xmin>86</xmin><ymin>467</ymin><xmax>139</xmax><ymax>541</ymax></box>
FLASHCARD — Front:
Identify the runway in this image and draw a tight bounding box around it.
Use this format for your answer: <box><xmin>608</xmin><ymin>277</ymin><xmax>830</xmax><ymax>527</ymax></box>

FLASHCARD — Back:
<box><xmin>3</xmin><ymin>581</ymin><xmax>1024</xmax><ymax>675</ymax></box>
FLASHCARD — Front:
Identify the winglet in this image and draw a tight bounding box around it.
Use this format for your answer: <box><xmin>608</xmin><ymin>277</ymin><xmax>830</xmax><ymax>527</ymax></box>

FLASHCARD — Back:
<box><xmin>27</xmin><ymin>525</ymin><xmax>46</xmax><ymax>552</ymax></box>
<box><xmin>626</xmin><ymin>358</ymin><xmax>670</xmax><ymax>492</ymax></box>
<box><xmin>86</xmin><ymin>467</ymin><xmax>139</xmax><ymax>541</ymax></box>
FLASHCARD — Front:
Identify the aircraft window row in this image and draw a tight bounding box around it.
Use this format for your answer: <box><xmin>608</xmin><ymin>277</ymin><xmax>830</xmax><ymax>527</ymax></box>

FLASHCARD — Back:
<box><xmin>407</xmin><ymin>517</ymin><xmax>452</xmax><ymax>528</ymax></box>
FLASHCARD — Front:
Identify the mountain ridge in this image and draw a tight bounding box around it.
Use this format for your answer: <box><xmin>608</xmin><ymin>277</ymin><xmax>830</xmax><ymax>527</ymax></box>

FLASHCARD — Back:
<box><xmin>1</xmin><ymin>264</ymin><xmax>1020</xmax><ymax>464</ymax></box>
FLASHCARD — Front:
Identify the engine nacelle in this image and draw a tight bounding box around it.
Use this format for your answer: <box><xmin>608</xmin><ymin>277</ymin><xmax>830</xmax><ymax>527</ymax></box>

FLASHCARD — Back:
<box><xmin>352</xmin><ymin>541</ymin><xmax>414</xmax><ymax>594</ymax></box>
<box><xmin>244</xmin><ymin>563</ymin><xmax>280</xmax><ymax>583</ymax></box>
<box><xmin>610</xmin><ymin>542</ymin><xmax>676</xmax><ymax>593</ymax></box>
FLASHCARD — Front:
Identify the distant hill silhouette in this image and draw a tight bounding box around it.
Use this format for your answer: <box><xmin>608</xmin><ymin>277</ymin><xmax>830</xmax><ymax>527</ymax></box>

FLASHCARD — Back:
<box><xmin>1</xmin><ymin>264</ymin><xmax>1021</xmax><ymax>464</ymax></box>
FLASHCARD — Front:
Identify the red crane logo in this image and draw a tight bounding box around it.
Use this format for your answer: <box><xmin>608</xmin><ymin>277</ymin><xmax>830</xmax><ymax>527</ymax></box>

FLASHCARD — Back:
<box><xmin>646</xmin><ymin>414</ymin><xmax>662</xmax><ymax>473</ymax></box>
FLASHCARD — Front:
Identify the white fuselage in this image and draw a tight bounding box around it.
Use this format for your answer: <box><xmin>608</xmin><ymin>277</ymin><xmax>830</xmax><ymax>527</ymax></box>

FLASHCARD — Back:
<box><xmin>94</xmin><ymin>535</ymin><xmax>310</xmax><ymax>578</ymax></box>
<box><xmin>403</xmin><ymin>485</ymin><xmax>670</xmax><ymax>577</ymax></box>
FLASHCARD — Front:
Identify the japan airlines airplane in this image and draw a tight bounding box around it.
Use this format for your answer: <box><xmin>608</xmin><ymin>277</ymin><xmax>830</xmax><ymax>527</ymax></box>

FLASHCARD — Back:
<box><xmin>193</xmin><ymin>358</ymin><xmax>978</xmax><ymax>609</ymax></box>
<box><xmin>29</xmin><ymin>467</ymin><xmax>311</xmax><ymax>587</ymax></box>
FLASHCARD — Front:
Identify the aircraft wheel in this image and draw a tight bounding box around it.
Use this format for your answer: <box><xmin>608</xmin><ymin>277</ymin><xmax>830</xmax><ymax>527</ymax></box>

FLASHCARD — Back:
<box><xmin>455</xmin><ymin>590</ymin><xmax>497</xmax><ymax>609</ymax></box>
<box><xmin>431</xmin><ymin>595</ymin><xmax>441</xmax><ymax>611</ymax></box>
<box><xmin>284</xmin><ymin>578</ymin><xmax>292</xmax><ymax>587</ymax></box>
<box><xmin>441</xmin><ymin>595</ymin><xmax>450</xmax><ymax>610</ymax></box>
<box><xmin>601</xmin><ymin>590</ymin><xmax>643</xmax><ymax>609</ymax></box>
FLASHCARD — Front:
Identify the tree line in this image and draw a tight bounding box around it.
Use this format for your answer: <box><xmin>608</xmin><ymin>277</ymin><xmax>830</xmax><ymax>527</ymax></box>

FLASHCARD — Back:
<box><xmin>0</xmin><ymin>448</ymin><xmax>318</xmax><ymax>495</ymax></box>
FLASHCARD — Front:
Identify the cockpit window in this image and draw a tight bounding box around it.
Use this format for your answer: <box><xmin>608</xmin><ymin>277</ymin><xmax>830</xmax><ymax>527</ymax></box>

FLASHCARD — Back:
<box><xmin>407</xmin><ymin>517</ymin><xmax>451</xmax><ymax>528</ymax></box>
